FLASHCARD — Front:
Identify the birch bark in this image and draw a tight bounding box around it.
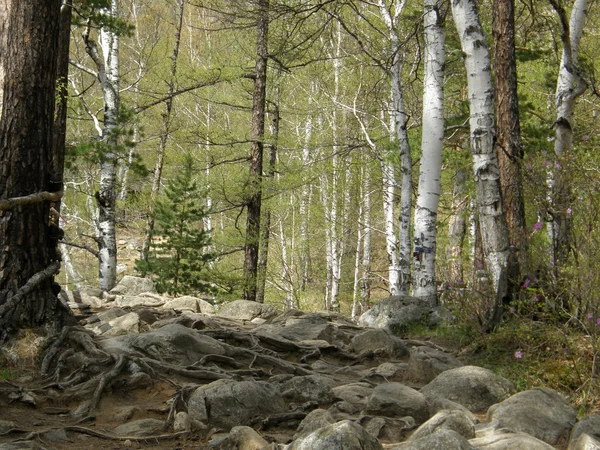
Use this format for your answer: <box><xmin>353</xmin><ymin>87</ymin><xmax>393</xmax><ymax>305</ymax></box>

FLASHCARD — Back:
<box><xmin>413</xmin><ymin>0</ymin><xmax>445</xmax><ymax>305</ymax></box>
<box><xmin>451</xmin><ymin>0</ymin><xmax>511</xmax><ymax>307</ymax></box>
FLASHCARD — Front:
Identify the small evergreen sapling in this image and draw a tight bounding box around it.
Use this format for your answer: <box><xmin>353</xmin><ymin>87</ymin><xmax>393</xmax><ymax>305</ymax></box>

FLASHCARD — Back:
<box><xmin>136</xmin><ymin>155</ymin><xmax>214</xmax><ymax>296</ymax></box>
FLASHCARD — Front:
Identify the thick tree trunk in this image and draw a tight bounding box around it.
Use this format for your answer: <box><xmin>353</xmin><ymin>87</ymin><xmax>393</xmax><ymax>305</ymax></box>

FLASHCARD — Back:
<box><xmin>451</xmin><ymin>0</ymin><xmax>511</xmax><ymax>327</ymax></box>
<box><xmin>549</xmin><ymin>0</ymin><xmax>589</xmax><ymax>272</ymax></box>
<box><xmin>413</xmin><ymin>0</ymin><xmax>445</xmax><ymax>305</ymax></box>
<box><xmin>243</xmin><ymin>0</ymin><xmax>269</xmax><ymax>301</ymax></box>
<box><xmin>493</xmin><ymin>0</ymin><xmax>527</xmax><ymax>284</ymax></box>
<box><xmin>0</xmin><ymin>0</ymin><xmax>74</xmax><ymax>337</ymax></box>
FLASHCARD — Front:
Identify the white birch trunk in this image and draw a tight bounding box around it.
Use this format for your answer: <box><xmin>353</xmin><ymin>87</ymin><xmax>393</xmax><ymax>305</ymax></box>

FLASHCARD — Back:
<box><xmin>413</xmin><ymin>0</ymin><xmax>445</xmax><ymax>305</ymax></box>
<box><xmin>378</xmin><ymin>0</ymin><xmax>412</xmax><ymax>295</ymax></box>
<box><xmin>320</xmin><ymin>171</ymin><xmax>333</xmax><ymax>310</ymax></box>
<box><xmin>299</xmin><ymin>114</ymin><xmax>312</xmax><ymax>291</ymax></box>
<box><xmin>83</xmin><ymin>0</ymin><xmax>120</xmax><ymax>291</ymax></box>
<box><xmin>451</xmin><ymin>0</ymin><xmax>510</xmax><ymax>296</ymax></box>
<box><xmin>549</xmin><ymin>0</ymin><xmax>589</xmax><ymax>268</ymax></box>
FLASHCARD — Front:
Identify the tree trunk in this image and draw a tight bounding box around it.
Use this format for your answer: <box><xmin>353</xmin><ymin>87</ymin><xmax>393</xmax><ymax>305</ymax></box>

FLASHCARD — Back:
<box><xmin>446</xmin><ymin>167</ymin><xmax>468</xmax><ymax>284</ymax></box>
<box><xmin>0</xmin><ymin>0</ymin><xmax>74</xmax><ymax>338</ymax></box>
<box><xmin>549</xmin><ymin>0</ymin><xmax>589</xmax><ymax>273</ymax></box>
<box><xmin>83</xmin><ymin>0</ymin><xmax>120</xmax><ymax>291</ymax></box>
<box><xmin>141</xmin><ymin>0</ymin><xmax>185</xmax><ymax>267</ymax></box>
<box><xmin>243</xmin><ymin>0</ymin><xmax>269</xmax><ymax>301</ymax></box>
<box><xmin>413</xmin><ymin>0</ymin><xmax>445</xmax><ymax>305</ymax></box>
<box><xmin>493</xmin><ymin>0</ymin><xmax>527</xmax><ymax>284</ymax></box>
<box><xmin>451</xmin><ymin>0</ymin><xmax>511</xmax><ymax>327</ymax></box>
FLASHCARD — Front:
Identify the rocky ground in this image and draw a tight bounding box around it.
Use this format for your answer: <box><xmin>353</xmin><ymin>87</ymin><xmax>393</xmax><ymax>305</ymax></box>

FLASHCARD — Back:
<box><xmin>1</xmin><ymin>277</ymin><xmax>599</xmax><ymax>450</ymax></box>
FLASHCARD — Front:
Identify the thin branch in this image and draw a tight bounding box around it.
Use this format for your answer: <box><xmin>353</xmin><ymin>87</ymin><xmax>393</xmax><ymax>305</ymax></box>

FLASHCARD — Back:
<box><xmin>60</xmin><ymin>240</ymin><xmax>100</xmax><ymax>259</ymax></box>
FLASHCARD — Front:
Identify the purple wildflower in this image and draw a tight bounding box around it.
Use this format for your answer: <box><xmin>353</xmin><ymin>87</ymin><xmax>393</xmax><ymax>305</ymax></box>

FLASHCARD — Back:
<box><xmin>522</xmin><ymin>278</ymin><xmax>531</xmax><ymax>289</ymax></box>
<box><xmin>533</xmin><ymin>222</ymin><xmax>543</xmax><ymax>232</ymax></box>
<box><xmin>515</xmin><ymin>351</ymin><xmax>523</xmax><ymax>359</ymax></box>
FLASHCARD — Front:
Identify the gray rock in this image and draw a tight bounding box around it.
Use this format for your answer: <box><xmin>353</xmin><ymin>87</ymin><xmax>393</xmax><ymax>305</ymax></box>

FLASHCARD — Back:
<box><xmin>420</xmin><ymin>366</ymin><xmax>514</xmax><ymax>412</ymax></box>
<box><xmin>332</xmin><ymin>382</ymin><xmax>374</xmax><ymax>410</ymax></box>
<box><xmin>218</xmin><ymin>299</ymin><xmax>277</xmax><ymax>321</ymax></box>
<box><xmin>113</xmin><ymin>406</ymin><xmax>140</xmax><ymax>422</ymax></box>
<box><xmin>61</xmin><ymin>288</ymin><xmax>103</xmax><ymax>308</ymax></box>
<box><xmin>115</xmin><ymin>293</ymin><xmax>166</xmax><ymax>308</ymax></box>
<box><xmin>359</xmin><ymin>416</ymin><xmax>414</xmax><ymax>441</ymax></box>
<box><xmin>570</xmin><ymin>414</ymin><xmax>600</xmax><ymax>445</ymax></box>
<box><xmin>486</xmin><ymin>387</ymin><xmax>576</xmax><ymax>445</ymax></box>
<box><xmin>100</xmin><ymin>323</ymin><xmax>227</xmax><ymax>365</ymax></box>
<box><xmin>188</xmin><ymin>379</ymin><xmax>286</xmax><ymax>430</ymax></box>
<box><xmin>357</xmin><ymin>296</ymin><xmax>432</xmax><ymax>331</ymax></box>
<box><xmin>208</xmin><ymin>426</ymin><xmax>269</xmax><ymax>450</ymax></box>
<box><xmin>293</xmin><ymin>409</ymin><xmax>336</xmax><ymax>440</ymax></box>
<box><xmin>285</xmin><ymin>420</ymin><xmax>382</xmax><ymax>450</ymax></box>
<box><xmin>569</xmin><ymin>433</ymin><xmax>600</xmax><ymax>450</ymax></box>
<box><xmin>351</xmin><ymin>328</ymin><xmax>409</xmax><ymax>359</ymax></box>
<box><xmin>0</xmin><ymin>442</ymin><xmax>48</xmax><ymax>450</ymax></box>
<box><xmin>114</xmin><ymin>418</ymin><xmax>166</xmax><ymax>436</ymax></box>
<box><xmin>409</xmin><ymin>409</ymin><xmax>475</xmax><ymax>440</ymax></box>
<box><xmin>101</xmin><ymin>312</ymin><xmax>140</xmax><ymax>336</ymax></box>
<box><xmin>110</xmin><ymin>276</ymin><xmax>157</xmax><ymax>296</ymax></box>
<box><xmin>469</xmin><ymin>428</ymin><xmax>555</xmax><ymax>449</ymax></box>
<box><xmin>390</xmin><ymin>429</ymin><xmax>477</xmax><ymax>450</ymax></box>
<box><xmin>163</xmin><ymin>296</ymin><xmax>215</xmax><ymax>314</ymax></box>
<box><xmin>364</xmin><ymin>382</ymin><xmax>430</xmax><ymax>424</ymax></box>
<box><xmin>173</xmin><ymin>412</ymin><xmax>191</xmax><ymax>432</ymax></box>
<box><xmin>281</xmin><ymin>375</ymin><xmax>335</xmax><ymax>406</ymax></box>
<box><xmin>427</xmin><ymin>397</ymin><xmax>477</xmax><ymax>423</ymax></box>
<box><xmin>405</xmin><ymin>346</ymin><xmax>463</xmax><ymax>384</ymax></box>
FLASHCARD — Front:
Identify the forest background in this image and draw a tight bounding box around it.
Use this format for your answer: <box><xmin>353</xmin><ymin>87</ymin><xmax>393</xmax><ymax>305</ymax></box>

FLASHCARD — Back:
<box><xmin>27</xmin><ymin>0</ymin><xmax>600</xmax><ymax>411</ymax></box>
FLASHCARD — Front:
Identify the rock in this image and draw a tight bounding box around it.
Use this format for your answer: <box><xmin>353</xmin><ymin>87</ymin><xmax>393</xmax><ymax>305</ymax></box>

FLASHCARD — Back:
<box><xmin>360</xmin><ymin>362</ymin><xmax>408</xmax><ymax>381</ymax></box>
<box><xmin>110</xmin><ymin>276</ymin><xmax>157</xmax><ymax>296</ymax></box>
<box><xmin>357</xmin><ymin>296</ymin><xmax>432</xmax><ymax>331</ymax></box>
<box><xmin>351</xmin><ymin>328</ymin><xmax>409</xmax><ymax>359</ymax></box>
<box><xmin>570</xmin><ymin>433</ymin><xmax>600</xmax><ymax>450</ymax></box>
<box><xmin>469</xmin><ymin>428</ymin><xmax>555</xmax><ymax>449</ymax></box>
<box><xmin>486</xmin><ymin>387</ymin><xmax>576</xmax><ymax>445</ymax></box>
<box><xmin>0</xmin><ymin>420</ymin><xmax>17</xmax><ymax>435</ymax></box>
<box><xmin>173</xmin><ymin>412</ymin><xmax>191</xmax><ymax>432</ymax></box>
<box><xmin>570</xmin><ymin>414</ymin><xmax>600</xmax><ymax>445</ymax></box>
<box><xmin>100</xmin><ymin>323</ymin><xmax>227</xmax><ymax>365</ymax></box>
<box><xmin>285</xmin><ymin>420</ymin><xmax>382</xmax><ymax>450</ymax></box>
<box><xmin>115</xmin><ymin>293</ymin><xmax>166</xmax><ymax>308</ymax></box>
<box><xmin>163</xmin><ymin>296</ymin><xmax>215</xmax><ymax>314</ymax></box>
<box><xmin>188</xmin><ymin>379</ymin><xmax>286</xmax><ymax>430</ymax></box>
<box><xmin>281</xmin><ymin>375</ymin><xmax>335</xmax><ymax>406</ymax></box>
<box><xmin>113</xmin><ymin>406</ymin><xmax>141</xmax><ymax>422</ymax></box>
<box><xmin>101</xmin><ymin>312</ymin><xmax>140</xmax><ymax>336</ymax></box>
<box><xmin>389</xmin><ymin>429</ymin><xmax>476</xmax><ymax>450</ymax></box>
<box><xmin>427</xmin><ymin>397</ymin><xmax>477</xmax><ymax>423</ymax></box>
<box><xmin>420</xmin><ymin>366</ymin><xmax>514</xmax><ymax>412</ymax></box>
<box><xmin>332</xmin><ymin>382</ymin><xmax>374</xmax><ymax>411</ymax></box>
<box><xmin>405</xmin><ymin>346</ymin><xmax>463</xmax><ymax>384</ymax></box>
<box><xmin>359</xmin><ymin>416</ymin><xmax>414</xmax><ymax>442</ymax></box>
<box><xmin>208</xmin><ymin>426</ymin><xmax>269</xmax><ymax>450</ymax></box>
<box><xmin>409</xmin><ymin>409</ymin><xmax>475</xmax><ymax>440</ymax></box>
<box><xmin>114</xmin><ymin>418</ymin><xmax>166</xmax><ymax>436</ymax></box>
<box><xmin>218</xmin><ymin>299</ymin><xmax>277</xmax><ymax>321</ymax></box>
<box><xmin>364</xmin><ymin>382</ymin><xmax>430</xmax><ymax>424</ymax></box>
<box><xmin>0</xmin><ymin>442</ymin><xmax>48</xmax><ymax>450</ymax></box>
<box><xmin>293</xmin><ymin>409</ymin><xmax>336</xmax><ymax>440</ymax></box>
<box><xmin>60</xmin><ymin>287</ymin><xmax>103</xmax><ymax>308</ymax></box>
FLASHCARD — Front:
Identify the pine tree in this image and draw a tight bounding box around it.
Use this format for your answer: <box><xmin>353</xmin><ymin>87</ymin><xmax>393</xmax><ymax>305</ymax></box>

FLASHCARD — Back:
<box><xmin>136</xmin><ymin>155</ymin><xmax>214</xmax><ymax>296</ymax></box>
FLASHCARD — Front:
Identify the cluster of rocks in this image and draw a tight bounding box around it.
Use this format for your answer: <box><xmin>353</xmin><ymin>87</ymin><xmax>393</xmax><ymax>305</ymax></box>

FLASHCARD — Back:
<box><xmin>2</xmin><ymin>277</ymin><xmax>599</xmax><ymax>450</ymax></box>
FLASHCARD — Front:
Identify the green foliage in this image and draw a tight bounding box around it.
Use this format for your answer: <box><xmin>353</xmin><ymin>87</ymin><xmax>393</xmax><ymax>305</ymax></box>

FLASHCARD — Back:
<box><xmin>72</xmin><ymin>0</ymin><xmax>135</xmax><ymax>36</ymax></box>
<box><xmin>136</xmin><ymin>154</ymin><xmax>215</xmax><ymax>297</ymax></box>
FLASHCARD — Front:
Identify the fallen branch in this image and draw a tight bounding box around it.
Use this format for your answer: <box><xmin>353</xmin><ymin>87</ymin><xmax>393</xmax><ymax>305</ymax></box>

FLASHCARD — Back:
<box><xmin>64</xmin><ymin>426</ymin><xmax>189</xmax><ymax>442</ymax></box>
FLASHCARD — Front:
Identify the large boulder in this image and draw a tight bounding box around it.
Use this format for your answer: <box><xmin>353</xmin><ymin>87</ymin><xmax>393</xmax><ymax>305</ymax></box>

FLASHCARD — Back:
<box><xmin>285</xmin><ymin>420</ymin><xmax>382</xmax><ymax>450</ymax></box>
<box><xmin>351</xmin><ymin>328</ymin><xmax>409</xmax><ymax>359</ymax></box>
<box><xmin>218</xmin><ymin>299</ymin><xmax>277</xmax><ymax>321</ymax></box>
<box><xmin>405</xmin><ymin>346</ymin><xmax>463</xmax><ymax>384</ymax></box>
<box><xmin>208</xmin><ymin>426</ymin><xmax>269</xmax><ymax>450</ymax></box>
<box><xmin>569</xmin><ymin>433</ymin><xmax>600</xmax><ymax>450</ymax></box>
<box><xmin>110</xmin><ymin>276</ymin><xmax>157</xmax><ymax>296</ymax></box>
<box><xmin>99</xmin><ymin>323</ymin><xmax>227</xmax><ymax>365</ymax></box>
<box><xmin>390</xmin><ymin>429</ymin><xmax>477</xmax><ymax>450</ymax></box>
<box><xmin>420</xmin><ymin>366</ymin><xmax>514</xmax><ymax>412</ymax></box>
<box><xmin>188</xmin><ymin>379</ymin><xmax>286</xmax><ymax>431</ymax></box>
<box><xmin>293</xmin><ymin>409</ymin><xmax>336</xmax><ymax>440</ymax></box>
<box><xmin>409</xmin><ymin>409</ymin><xmax>475</xmax><ymax>441</ymax></box>
<box><xmin>570</xmin><ymin>414</ymin><xmax>600</xmax><ymax>445</ymax></box>
<box><xmin>280</xmin><ymin>375</ymin><xmax>335</xmax><ymax>406</ymax></box>
<box><xmin>332</xmin><ymin>383</ymin><xmax>374</xmax><ymax>411</ymax></box>
<box><xmin>357</xmin><ymin>296</ymin><xmax>433</xmax><ymax>331</ymax></box>
<box><xmin>469</xmin><ymin>428</ymin><xmax>555</xmax><ymax>450</ymax></box>
<box><xmin>486</xmin><ymin>387</ymin><xmax>576</xmax><ymax>445</ymax></box>
<box><xmin>364</xmin><ymin>382</ymin><xmax>430</xmax><ymax>424</ymax></box>
<box><xmin>162</xmin><ymin>296</ymin><xmax>215</xmax><ymax>314</ymax></box>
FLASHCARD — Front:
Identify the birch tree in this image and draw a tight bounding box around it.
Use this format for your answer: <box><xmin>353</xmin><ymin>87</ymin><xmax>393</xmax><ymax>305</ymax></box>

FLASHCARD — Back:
<box><xmin>413</xmin><ymin>0</ymin><xmax>445</xmax><ymax>305</ymax></box>
<box><xmin>451</xmin><ymin>0</ymin><xmax>511</xmax><ymax>326</ymax></box>
<box><xmin>549</xmin><ymin>0</ymin><xmax>590</xmax><ymax>271</ymax></box>
<box><xmin>82</xmin><ymin>0</ymin><xmax>121</xmax><ymax>291</ymax></box>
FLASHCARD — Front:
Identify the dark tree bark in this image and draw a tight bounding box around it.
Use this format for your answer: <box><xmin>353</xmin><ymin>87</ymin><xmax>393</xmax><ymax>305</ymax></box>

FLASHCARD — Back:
<box><xmin>0</xmin><ymin>0</ymin><xmax>75</xmax><ymax>339</ymax></box>
<box><xmin>243</xmin><ymin>0</ymin><xmax>269</xmax><ymax>301</ymax></box>
<box><xmin>493</xmin><ymin>0</ymin><xmax>527</xmax><ymax>268</ymax></box>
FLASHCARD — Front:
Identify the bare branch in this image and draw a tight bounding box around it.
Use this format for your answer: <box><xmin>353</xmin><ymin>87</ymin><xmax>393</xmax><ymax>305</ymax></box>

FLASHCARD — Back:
<box><xmin>0</xmin><ymin>190</ymin><xmax>63</xmax><ymax>211</ymax></box>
